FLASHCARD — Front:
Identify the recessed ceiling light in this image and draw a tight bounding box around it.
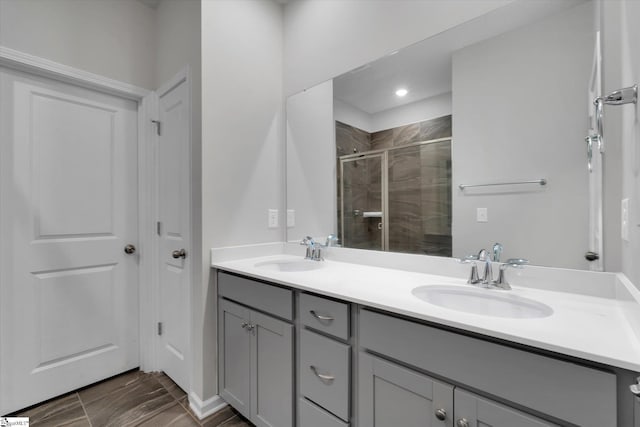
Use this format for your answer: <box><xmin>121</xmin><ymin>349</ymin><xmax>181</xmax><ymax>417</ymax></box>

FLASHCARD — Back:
<box><xmin>395</xmin><ymin>88</ymin><xmax>408</xmax><ymax>97</ymax></box>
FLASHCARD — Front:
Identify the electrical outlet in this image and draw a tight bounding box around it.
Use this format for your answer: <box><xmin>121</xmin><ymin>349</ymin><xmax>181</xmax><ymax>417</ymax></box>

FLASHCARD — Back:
<box><xmin>622</xmin><ymin>198</ymin><xmax>629</xmax><ymax>241</ymax></box>
<box><xmin>268</xmin><ymin>209</ymin><xmax>278</xmax><ymax>228</ymax></box>
<box><xmin>287</xmin><ymin>209</ymin><xmax>295</xmax><ymax>227</ymax></box>
<box><xmin>477</xmin><ymin>207</ymin><xmax>488</xmax><ymax>223</ymax></box>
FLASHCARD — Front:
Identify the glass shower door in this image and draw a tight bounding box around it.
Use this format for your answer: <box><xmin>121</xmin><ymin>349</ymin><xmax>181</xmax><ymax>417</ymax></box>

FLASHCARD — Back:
<box><xmin>340</xmin><ymin>154</ymin><xmax>385</xmax><ymax>250</ymax></box>
<box><xmin>387</xmin><ymin>141</ymin><xmax>452</xmax><ymax>256</ymax></box>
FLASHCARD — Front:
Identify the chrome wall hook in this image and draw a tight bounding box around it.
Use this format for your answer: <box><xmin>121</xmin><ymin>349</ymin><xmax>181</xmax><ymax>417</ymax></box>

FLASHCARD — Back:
<box><xmin>597</xmin><ymin>84</ymin><xmax>637</xmax><ymax>106</ymax></box>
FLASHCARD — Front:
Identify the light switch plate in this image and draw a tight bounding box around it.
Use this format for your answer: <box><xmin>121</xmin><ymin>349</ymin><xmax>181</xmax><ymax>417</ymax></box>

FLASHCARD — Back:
<box><xmin>268</xmin><ymin>209</ymin><xmax>278</xmax><ymax>228</ymax></box>
<box><xmin>287</xmin><ymin>209</ymin><xmax>295</xmax><ymax>227</ymax></box>
<box><xmin>477</xmin><ymin>207</ymin><xmax>488</xmax><ymax>223</ymax></box>
<box><xmin>622</xmin><ymin>198</ymin><xmax>629</xmax><ymax>241</ymax></box>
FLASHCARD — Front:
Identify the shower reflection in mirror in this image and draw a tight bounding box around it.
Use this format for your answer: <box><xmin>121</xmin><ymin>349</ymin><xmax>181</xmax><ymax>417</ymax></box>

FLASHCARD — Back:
<box><xmin>337</xmin><ymin>117</ymin><xmax>452</xmax><ymax>256</ymax></box>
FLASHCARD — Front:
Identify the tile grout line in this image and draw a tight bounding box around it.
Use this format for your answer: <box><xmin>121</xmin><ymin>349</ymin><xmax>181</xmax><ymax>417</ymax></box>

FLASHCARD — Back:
<box><xmin>155</xmin><ymin>373</ymin><xmax>205</xmax><ymax>426</ymax></box>
<box><xmin>76</xmin><ymin>392</ymin><xmax>93</xmax><ymax>427</ymax></box>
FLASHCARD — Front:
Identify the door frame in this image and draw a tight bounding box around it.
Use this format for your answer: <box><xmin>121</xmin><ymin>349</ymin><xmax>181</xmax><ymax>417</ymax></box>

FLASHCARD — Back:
<box><xmin>0</xmin><ymin>46</ymin><xmax>161</xmax><ymax>412</ymax></box>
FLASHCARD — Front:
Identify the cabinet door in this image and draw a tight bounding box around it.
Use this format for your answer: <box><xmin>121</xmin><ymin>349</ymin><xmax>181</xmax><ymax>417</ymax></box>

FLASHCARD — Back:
<box><xmin>359</xmin><ymin>352</ymin><xmax>454</xmax><ymax>427</ymax></box>
<box><xmin>454</xmin><ymin>389</ymin><xmax>559</xmax><ymax>427</ymax></box>
<box><xmin>252</xmin><ymin>310</ymin><xmax>294</xmax><ymax>427</ymax></box>
<box><xmin>219</xmin><ymin>299</ymin><xmax>252</xmax><ymax>419</ymax></box>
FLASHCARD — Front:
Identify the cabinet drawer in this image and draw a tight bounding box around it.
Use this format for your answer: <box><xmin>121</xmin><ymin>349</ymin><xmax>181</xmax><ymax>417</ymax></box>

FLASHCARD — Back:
<box><xmin>299</xmin><ymin>398</ymin><xmax>349</xmax><ymax>427</ymax></box>
<box><xmin>218</xmin><ymin>271</ymin><xmax>293</xmax><ymax>320</ymax></box>
<box><xmin>300</xmin><ymin>293</ymin><xmax>349</xmax><ymax>340</ymax></box>
<box><xmin>300</xmin><ymin>329</ymin><xmax>350</xmax><ymax>421</ymax></box>
<box><xmin>359</xmin><ymin>309</ymin><xmax>616</xmax><ymax>427</ymax></box>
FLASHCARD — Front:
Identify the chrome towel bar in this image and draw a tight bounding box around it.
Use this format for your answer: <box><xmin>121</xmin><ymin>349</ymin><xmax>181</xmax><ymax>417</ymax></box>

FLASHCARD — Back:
<box><xmin>458</xmin><ymin>179</ymin><xmax>547</xmax><ymax>190</ymax></box>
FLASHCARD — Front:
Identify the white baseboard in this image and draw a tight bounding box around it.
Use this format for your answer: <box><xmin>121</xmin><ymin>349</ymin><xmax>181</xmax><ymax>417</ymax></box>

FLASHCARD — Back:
<box><xmin>188</xmin><ymin>392</ymin><xmax>227</xmax><ymax>420</ymax></box>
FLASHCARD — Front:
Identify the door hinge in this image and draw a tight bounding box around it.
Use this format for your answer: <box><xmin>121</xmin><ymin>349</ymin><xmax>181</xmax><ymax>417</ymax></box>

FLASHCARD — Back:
<box><xmin>157</xmin><ymin>221</ymin><xmax>161</xmax><ymax>236</ymax></box>
<box><xmin>151</xmin><ymin>119</ymin><xmax>161</xmax><ymax>136</ymax></box>
<box><xmin>157</xmin><ymin>322</ymin><xmax>163</xmax><ymax>336</ymax></box>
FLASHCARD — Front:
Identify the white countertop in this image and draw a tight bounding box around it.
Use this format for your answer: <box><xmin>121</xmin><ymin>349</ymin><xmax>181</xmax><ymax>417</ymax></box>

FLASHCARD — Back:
<box><xmin>212</xmin><ymin>252</ymin><xmax>640</xmax><ymax>372</ymax></box>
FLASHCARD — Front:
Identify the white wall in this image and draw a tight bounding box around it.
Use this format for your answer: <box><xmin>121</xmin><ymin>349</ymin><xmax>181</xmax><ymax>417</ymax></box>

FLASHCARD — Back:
<box><xmin>155</xmin><ymin>0</ymin><xmax>204</xmax><ymax>402</ymax></box>
<box><xmin>287</xmin><ymin>80</ymin><xmax>336</xmax><ymax>241</ymax></box>
<box><xmin>371</xmin><ymin>93</ymin><xmax>452</xmax><ymax>132</ymax></box>
<box><xmin>0</xmin><ymin>0</ymin><xmax>157</xmax><ymax>89</ymax></box>
<box><xmin>283</xmin><ymin>0</ymin><xmax>514</xmax><ymax>96</ymax></box>
<box><xmin>602</xmin><ymin>0</ymin><xmax>640</xmax><ymax>287</ymax></box>
<box><xmin>201</xmin><ymin>0</ymin><xmax>283</xmax><ymax>399</ymax></box>
<box><xmin>452</xmin><ymin>2</ymin><xmax>593</xmax><ymax>269</ymax></box>
<box><xmin>334</xmin><ymin>93</ymin><xmax>452</xmax><ymax>134</ymax></box>
<box><xmin>334</xmin><ymin>98</ymin><xmax>372</xmax><ymax>132</ymax></box>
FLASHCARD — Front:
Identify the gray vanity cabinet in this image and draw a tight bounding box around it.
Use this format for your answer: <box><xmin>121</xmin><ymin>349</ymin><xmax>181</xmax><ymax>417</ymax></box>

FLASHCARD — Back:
<box><xmin>358</xmin><ymin>352</ymin><xmax>557</xmax><ymax>427</ymax></box>
<box><xmin>218</xmin><ymin>273</ymin><xmax>294</xmax><ymax>427</ymax></box>
<box><xmin>454</xmin><ymin>389</ymin><xmax>558</xmax><ymax>427</ymax></box>
<box><xmin>359</xmin><ymin>352</ymin><xmax>454</xmax><ymax>427</ymax></box>
<box><xmin>219</xmin><ymin>299</ymin><xmax>252</xmax><ymax>417</ymax></box>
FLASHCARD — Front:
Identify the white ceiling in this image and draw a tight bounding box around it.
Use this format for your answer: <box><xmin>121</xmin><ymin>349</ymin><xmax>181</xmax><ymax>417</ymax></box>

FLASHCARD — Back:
<box><xmin>333</xmin><ymin>0</ymin><xmax>587</xmax><ymax>115</ymax></box>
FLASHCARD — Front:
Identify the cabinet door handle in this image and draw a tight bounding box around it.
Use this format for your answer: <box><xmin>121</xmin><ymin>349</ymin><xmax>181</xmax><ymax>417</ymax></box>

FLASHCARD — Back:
<box><xmin>310</xmin><ymin>365</ymin><xmax>335</xmax><ymax>382</ymax></box>
<box><xmin>310</xmin><ymin>310</ymin><xmax>334</xmax><ymax>322</ymax></box>
<box><xmin>435</xmin><ymin>408</ymin><xmax>447</xmax><ymax>421</ymax></box>
<box><xmin>241</xmin><ymin>322</ymin><xmax>249</xmax><ymax>329</ymax></box>
<box><xmin>456</xmin><ymin>418</ymin><xmax>469</xmax><ymax>427</ymax></box>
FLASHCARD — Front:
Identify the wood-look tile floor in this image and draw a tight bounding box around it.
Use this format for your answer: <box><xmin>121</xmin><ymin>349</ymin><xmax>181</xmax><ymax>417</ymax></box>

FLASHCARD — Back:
<box><xmin>10</xmin><ymin>370</ymin><xmax>253</xmax><ymax>427</ymax></box>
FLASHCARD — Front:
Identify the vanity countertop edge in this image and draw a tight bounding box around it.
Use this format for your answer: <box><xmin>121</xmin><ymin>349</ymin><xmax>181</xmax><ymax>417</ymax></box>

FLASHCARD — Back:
<box><xmin>212</xmin><ymin>252</ymin><xmax>640</xmax><ymax>372</ymax></box>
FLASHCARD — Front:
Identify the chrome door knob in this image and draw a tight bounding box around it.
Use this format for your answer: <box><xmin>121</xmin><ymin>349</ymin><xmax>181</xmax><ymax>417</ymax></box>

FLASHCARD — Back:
<box><xmin>124</xmin><ymin>244</ymin><xmax>136</xmax><ymax>255</ymax></box>
<box><xmin>172</xmin><ymin>249</ymin><xmax>186</xmax><ymax>259</ymax></box>
<box><xmin>456</xmin><ymin>418</ymin><xmax>470</xmax><ymax>427</ymax></box>
<box><xmin>435</xmin><ymin>408</ymin><xmax>447</xmax><ymax>421</ymax></box>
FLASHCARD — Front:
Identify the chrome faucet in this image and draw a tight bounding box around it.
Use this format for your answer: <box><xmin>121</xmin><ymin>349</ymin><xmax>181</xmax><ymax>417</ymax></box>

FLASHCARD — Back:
<box><xmin>461</xmin><ymin>243</ymin><xmax>527</xmax><ymax>290</ymax></box>
<box><xmin>301</xmin><ymin>234</ymin><xmax>339</xmax><ymax>261</ymax></box>
<box><xmin>494</xmin><ymin>258</ymin><xmax>529</xmax><ymax>290</ymax></box>
<box><xmin>300</xmin><ymin>236</ymin><xmax>316</xmax><ymax>260</ymax></box>
<box><xmin>477</xmin><ymin>248</ymin><xmax>493</xmax><ymax>286</ymax></box>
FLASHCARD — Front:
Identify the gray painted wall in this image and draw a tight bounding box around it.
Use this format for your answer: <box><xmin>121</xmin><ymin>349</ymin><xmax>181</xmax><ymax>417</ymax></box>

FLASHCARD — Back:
<box><xmin>451</xmin><ymin>2</ymin><xmax>593</xmax><ymax>269</ymax></box>
<box><xmin>202</xmin><ymin>0</ymin><xmax>284</xmax><ymax>400</ymax></box>
<box><xmin>0</xmin><ymin>0</ymin><xmax>157</xmax><ymax>89</ymax></box>
<box><xmin>602</xmin><ymin>0</ymin><xmax>640</xmax><ymax>289</ymax></box>
<box><xmin>283</xmin><ymin>0</ymin><xmax>514</xmax><ymax>96</ymax></box>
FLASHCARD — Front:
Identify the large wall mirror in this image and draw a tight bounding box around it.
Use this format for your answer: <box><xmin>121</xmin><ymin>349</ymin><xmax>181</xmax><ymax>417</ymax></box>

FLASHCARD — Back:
<box><xmin>286</xmin><ymin>0</ymin><xmax>608</xmax><ymax>270</ymax></box>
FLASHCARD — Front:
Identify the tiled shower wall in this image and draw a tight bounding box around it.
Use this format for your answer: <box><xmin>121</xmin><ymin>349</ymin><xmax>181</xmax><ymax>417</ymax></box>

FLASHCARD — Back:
<box><xmin>336</xmin><ymin>116</ymin><xmax>452</xmax><ymax>256</ymax></box>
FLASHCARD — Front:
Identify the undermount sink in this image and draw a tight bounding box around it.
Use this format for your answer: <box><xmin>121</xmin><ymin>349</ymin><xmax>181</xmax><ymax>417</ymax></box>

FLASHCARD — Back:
<box><xmin>412</xmin><ymin>285</ymin><xmax>553</xmax><ymax>319</ymax></box>
<box><xmin>254</xmin><ymin>258</ymin><xmax>325</xmax><ymax>272</ymax></box>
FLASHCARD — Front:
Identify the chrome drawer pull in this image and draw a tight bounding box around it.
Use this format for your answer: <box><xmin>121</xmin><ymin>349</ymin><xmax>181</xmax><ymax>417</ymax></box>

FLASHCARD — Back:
<box><xmin>310</xmin><ymin>310</ymin><xmax>334</xmax><ymax>322</ymax></box>
<box><xmin>310</xmin><ymin>365</ymin><xmax>335</xmax><ymax>382</ymax></box>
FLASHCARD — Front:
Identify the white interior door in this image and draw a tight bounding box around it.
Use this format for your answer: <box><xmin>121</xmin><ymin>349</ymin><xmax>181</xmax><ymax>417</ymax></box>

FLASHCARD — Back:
<box><xmin>0</xmin><ymin>68</ymin><xmax>139</xmax><ymax>414</ymax></box>
<box><xmin>156</xmin><ymin>72</ymin><xmax>191</xmax><ymax>392</ymax></box>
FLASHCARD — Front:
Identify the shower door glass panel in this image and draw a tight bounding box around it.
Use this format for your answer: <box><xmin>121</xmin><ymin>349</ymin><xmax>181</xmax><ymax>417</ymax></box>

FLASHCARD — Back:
<box><xmin>340</xmin><ymin>154</ymin><xmax>384</xmax><ymax>250</ymax></box>
<box><xmin>387</xmin><ymin>141</ymin><xmax>452</xmax><ymax>256</ymax></box>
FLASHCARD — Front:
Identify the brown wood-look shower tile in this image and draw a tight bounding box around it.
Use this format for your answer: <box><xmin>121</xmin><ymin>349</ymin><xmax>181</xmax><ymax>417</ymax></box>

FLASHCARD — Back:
<box><xmin>82</xmin><ymin>373</ymin><xmax>174</xmax><ymax>427</ymax></box>
<box><xmin>134</xmin><ymin>402</ymin><xmax>199</xmax><ymax>427</ymax></box>
<box><xmin>15</xmin><ymin>393</ymin><xmax>83</xmax><ymax>426</ymax></box>
<box><xmin>392</xmin><ymin>122</ymin><xmax>420</xmax><ymax>145</ymax></box>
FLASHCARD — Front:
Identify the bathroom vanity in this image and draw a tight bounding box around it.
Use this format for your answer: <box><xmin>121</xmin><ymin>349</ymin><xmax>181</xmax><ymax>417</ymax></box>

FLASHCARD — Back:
<box><xmin>213</xmin><ymin>252</ymin><xmax>640</xmax><ymax>427</ymax></box>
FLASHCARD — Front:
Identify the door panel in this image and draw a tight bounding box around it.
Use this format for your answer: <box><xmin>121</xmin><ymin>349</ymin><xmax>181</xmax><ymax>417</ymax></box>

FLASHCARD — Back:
<box><xmin>454</xmin><ymin>389</ymin><xmax>559</xmax><ymax>427</ymax></box>
<box><xmin>157</xmin><ymin>75</ymin><xmax>190</xmax><ymax>392</ymax></box>
<box><xmin>340</xmin><ymin>154</ymin><xmax>384</xmax><ymax>250</ymax></box>
<box><xmin>359</xmin><ymin>352</ymin><xmax>454</xmax><ymax>427</ymax></box>
<box><xmin>0</xmin><ymin>69</ymin><xmax>139</xmax><ymax>414</ymax></box>
<box><xmin>252</xmin><ymin>311</ymin><xmax>293</xmax><ymax>427</ymax></box>
<box><xmin>219</xmin><ymin>299</ymin><xmax>252</xmax><ymax>419</ymax></box>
